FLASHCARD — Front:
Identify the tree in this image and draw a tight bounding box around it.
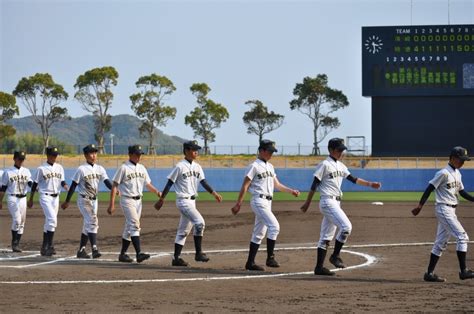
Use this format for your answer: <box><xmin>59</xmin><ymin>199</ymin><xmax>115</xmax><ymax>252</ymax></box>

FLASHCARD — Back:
<box><xmin>243</xmin><ymin>99</ymin><xmax>284</xmax><ymax>144</ymax></box>
<box><xmin>185</xmin><ymin>83</ymin><xmax>229</xmax><ymax>154</ymax></box>
<box><xmin>0</xmin><ymin>91</ymin><xmax>19</xmax><ymax>139</ymax></box>
<box><xmin>74</xmin><ymin>66</ymin><xmax>118</xmax><ymax>153</ymax></box>
<box><xmin>12</xmin><ymin>73</ymin><xmax>70</xmax><ymax>152</ymax></box>
<box><xmin>130</xmin><ymin>74</ymin><xmax>177</xmax><ymax>154</ymax></box>
<box><xmin>289</xmin><ymin>74</ymin><xmax>349</xmax><ymax>155</ymax></box>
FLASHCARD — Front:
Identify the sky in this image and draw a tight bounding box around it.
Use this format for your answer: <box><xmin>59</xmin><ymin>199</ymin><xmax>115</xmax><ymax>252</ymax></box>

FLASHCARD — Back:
<box><xmin>1</xmin><ymin>0</ymin><xmax>473</xmax><ymax>152</ymax></box>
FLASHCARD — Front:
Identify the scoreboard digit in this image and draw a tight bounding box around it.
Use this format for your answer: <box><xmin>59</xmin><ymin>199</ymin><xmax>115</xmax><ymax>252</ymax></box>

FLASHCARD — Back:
<box><xmin>362</xmin><ymin>24</ymin><xmax>474</xmax><ymax>96</ymax></box>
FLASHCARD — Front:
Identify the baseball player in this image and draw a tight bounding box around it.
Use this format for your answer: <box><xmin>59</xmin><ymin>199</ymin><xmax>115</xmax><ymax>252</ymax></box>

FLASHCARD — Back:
<box><xmin>28</xmin><ymin>146</ymin><xmax>69</xmax><ymax>256</ymax></box>
<box><xmin>107</xmin><ymin>145</ymin><xmax>161</xmax><ymax>263</ymax></box>
<box><xmin>412</xmin><ymin>146</ymin><xmax>474</xmax><ymax>282</ymax></box>
<box><xmin>231</xmin><ymin>140</ymin><xmax>300</xmax><ymax>271</ymax></box>
<box><xmin>300</xmin><ymin>138</ymin><xmax>381</xmax><ymax>276</ymax></box>
<box><xmin>61</xmin><ymin>144</ymin><xmax>113</xmax><ymax>259</ymax></box>
<box><xmin>154</xmin><ymin>140</ymin><xmax>222</xmax><ymax>267</ymax></box>
<box><xmin>0</xmin><ymin>151</ymin><xmax>32</xmax><ymax>252</ymax></box>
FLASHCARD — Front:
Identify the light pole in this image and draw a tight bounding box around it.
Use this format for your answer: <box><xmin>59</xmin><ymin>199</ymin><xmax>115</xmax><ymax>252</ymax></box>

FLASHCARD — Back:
<box><xmin>109</xmin><ymin>133</ymin><xmax>115</xmax><ymax>155</ymax></box>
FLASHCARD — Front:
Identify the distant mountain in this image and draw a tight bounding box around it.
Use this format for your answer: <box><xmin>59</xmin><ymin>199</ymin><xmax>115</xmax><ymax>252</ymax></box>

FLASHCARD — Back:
<box><xmin>7</xmin><ymin>114</ymin><xmax>186</xmax><ymax>154</ymax></box>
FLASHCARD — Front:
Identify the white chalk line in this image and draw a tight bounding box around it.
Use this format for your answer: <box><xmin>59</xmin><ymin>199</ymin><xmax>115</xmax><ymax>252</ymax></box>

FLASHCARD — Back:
<box><xmin>0</xmin><ymin>248</ymin><xmax>374</xmax><ymax>285</ymax></box>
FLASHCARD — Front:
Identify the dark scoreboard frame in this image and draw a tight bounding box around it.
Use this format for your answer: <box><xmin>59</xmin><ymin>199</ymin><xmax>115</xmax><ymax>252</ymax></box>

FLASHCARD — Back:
<box><xmin>362</xmin><ymin>24</ymin><xmax>474</xmax><ymax>97</ymax></box>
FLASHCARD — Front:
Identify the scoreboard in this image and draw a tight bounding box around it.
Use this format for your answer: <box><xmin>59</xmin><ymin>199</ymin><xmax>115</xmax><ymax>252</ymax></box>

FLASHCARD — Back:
<box><xmin>362</xmin><ymin>24</ymin><xmax>474</xmax><ymax>96</ymax></box>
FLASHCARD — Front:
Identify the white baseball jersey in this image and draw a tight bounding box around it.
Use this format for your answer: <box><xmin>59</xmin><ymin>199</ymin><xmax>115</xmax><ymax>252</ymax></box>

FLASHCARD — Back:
<box><xmin>1</xmin><ymin>166</ymin><xmax>32</xmax><ymax>195</ymax></box>
<box><xmin>72</xmin><ymin>163</ymin><xmax>109</xmax><ymax>198</ymax></box>
<box><xmin>167</xmin><ymin>160</ymin><xmax>205</xmax><ymax>198</ymax></box>
<box><xmin>429</xmin><ymin>164</ymin><xmax>464</xmax><ymax>205</ymax></box>
<box><xmin>246</xmin><ymin>159</ymin><xmax>276</xmax><ymax>197</ymax></box>
<box><xmin>33</xmin><ymin>162</ymin><xmax>65</xmax><ymax>194</ymax></box>
<box><xmin>313</xmin><ymin>157</ymin><xmax>351</xmax><ymax>197</ymax></box>
<box><xmin>112</xmin><ymin>161</ymin><xmax>151</xmax><ymax>197</ymax></box>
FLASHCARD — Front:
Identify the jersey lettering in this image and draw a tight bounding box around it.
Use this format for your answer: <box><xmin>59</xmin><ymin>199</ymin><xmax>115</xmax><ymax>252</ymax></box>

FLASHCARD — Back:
<box><xmin>256</xmin><ymin>171</ymin><xmax>274</xmax><ymax>179</ymax></box>
<box><xmin>42</xmin><ymin>172</ymin><xmax>63</xmax><ymax>180</ymax></box>
<box><xmin>182</xmin><ymin>171</ymin><xmax>201</xmax><ymax>179</ymax></box>
<box><xmin>9</xmin><ymin>175</ymin><xmax>29</xmax><ymax>183</ymax></box>
<box><xmin>126</xmin><ymin>172</ymin><xmax>146</xmax><ymax>180</ymax></box>
<box><xmin>328</xmin><ymin>171</ymin><xmax>346</xmax><ymax>179</ymax></box>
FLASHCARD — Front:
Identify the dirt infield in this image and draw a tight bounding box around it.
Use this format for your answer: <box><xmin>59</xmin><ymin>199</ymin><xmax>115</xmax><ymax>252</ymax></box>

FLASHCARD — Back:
<box><xmin>0</xmin><ymin>200</ymin><xmax>473</xmax><ymax>312</ymax></box>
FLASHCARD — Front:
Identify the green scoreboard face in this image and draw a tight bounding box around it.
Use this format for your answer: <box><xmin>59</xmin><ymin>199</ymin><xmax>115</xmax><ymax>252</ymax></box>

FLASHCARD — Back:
<box><xmin>362</xmin><ymin>24</ymin><xmax>474</xmax><ymax>96</ymax></box>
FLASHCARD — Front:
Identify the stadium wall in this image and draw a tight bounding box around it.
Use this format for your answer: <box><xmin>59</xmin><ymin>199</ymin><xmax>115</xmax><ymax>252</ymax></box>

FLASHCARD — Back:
<box><xmin>63</xmin><ymin>168</ymin><xmax>474</xmax><ymax>192</ymax></box>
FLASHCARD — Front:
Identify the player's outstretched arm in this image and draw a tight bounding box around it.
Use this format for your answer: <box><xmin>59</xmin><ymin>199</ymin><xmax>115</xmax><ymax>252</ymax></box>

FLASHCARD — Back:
<box><xmin>412</xmin><ymin>184</ymin><xmax>435</xmax><ymax>216</ymax></box>
<box><xmin>459</xmin><ymin>190</ymin><xmax>474</xmax><ymax>202</ymax></box>
<box><xmin>200</xmin><ymin>179</ymin><xmax>222</xmax><ymax>202</ymax></box>
<box><xmin>0</xmin><ymin>188</ymin><xmax>5</xmax><ymax>210</ymax></box>
<box><xmin>61</xmin><ymin>181</ymin><xmax>77</xmax><ymax>210</ymax></box>
<box><xmin>154</xmin><ymin>179</ymin><xmax>173</xmax><ymax>211</ymax></box>
<box><xmin>27</xmin><ymin>182</ymin><xmax>38</xmax><ymax>208</ymax></box>
<box><xmin>300</xmin><ymin>177</ymin><xmax>320</xmax><ymax>213</ymax></box>
<box><xmin>107</xmin><ymin>182</ymin><xmax>119</xmax><ymax>215</ymax></box>
<box><xmin>274</xmin><ymin>177</ymin><xmax>300</xmax><ymax>197</ymax></box>
<box><xmin>354</xmin><ymin>177</ymin><xmax>381</xmax><ymax>189</ymax></box>
<box><xmin>146</xmin><ymin>182</ymin><xmax>161</xmax><ymax>198</ymax></box>
<box><xmin>232</xmin><ymin>177</ymin><xmax>251</xmax><ymax>215</ymax></box>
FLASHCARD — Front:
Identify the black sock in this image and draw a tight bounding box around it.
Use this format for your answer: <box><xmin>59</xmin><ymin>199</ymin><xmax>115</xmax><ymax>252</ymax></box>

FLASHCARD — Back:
<box><xmin>427</xmin><ymin>253</ymin><xmax>440</xmax><ymax>274</ymax></box>
<box><xmin>457</xmin><ymin>251</ymin><xmax>467</xmax><ymax>273</ymax></box>
<box><xmin>174</xmin><ymin>243</ymin><xmax>183</xmax><ymax>260</ymax></box>
<box><xmin>121</xmin><ymin>238</ymin><xmax>131</xmax><ymax>255</ymax></box>
<box><xmin>131</xmin><ymin>236</ymin><xmax>141</xmax><ymax>254</ymax></box>
<box><xmin>247</xmin><ymin>242</ymin><xmax>260</xmax><ymax>265</ymax></box>
<box><xmin>11</xmin><ymin>230</ymin><xmax>18</xmax><ymax>245</ymax></box>
<box><xmin>79</xmin><ymin>233</ymin><xmax>88</xmax><ymax>250</ymax></box>
<box><xmin>16</xmin><ymin>233</ymin><xmax>22</xmax><ymax>244</ymax></box>
<box><xmin>333</xmin><ymin>240</ymin><xmax>344</xmax><ymax>257</ymax></box>
<box><xmin>267</xmin><ymin>238</ymin><xmax>276</xmax><ymax>258</ymax></box>
<box><xmin>88</xmin><ymin>233</ymin><xmax>97</xmax><ymax>249</ymax></box>
<box><xmin>42</xmin><ymin>232</ymin><xmax>48</xmax><ymax>249</ymax></box>
<box><xmin>316</xmin><ymin>248</ymin><xmax>328</xmax><ymax>269</ymax></box>
<box><xmin>194</xmin><ymin>236</ymin><xmax>203</xmax><ymax>254</ymax></box>
<box><xmin>47</xmin><ymin>231</ymin><xmax>55</xmax><ymax>248</ymax></box>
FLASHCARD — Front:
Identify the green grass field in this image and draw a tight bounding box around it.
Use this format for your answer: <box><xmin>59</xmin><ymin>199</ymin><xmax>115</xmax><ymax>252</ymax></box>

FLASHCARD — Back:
<box><xmin>22</xmin><ymin>191</ymin><xmax>440</xmax><ymax>203</ymax></box>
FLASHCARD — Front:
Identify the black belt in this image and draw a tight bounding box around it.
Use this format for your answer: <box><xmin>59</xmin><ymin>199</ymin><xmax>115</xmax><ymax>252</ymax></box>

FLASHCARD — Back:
<box><xmin>125</xmin><ymin>195</ymin><xmax>141</xmax><ymax>200</ymax></box>
<box><xmin>322</xmin><ymin>195</ymin><xmax>342</xmax><ymax>201</ymax></box>
<box><xmin>45</xmin><ymin>193</ymin><xmax>58</xmax><ymax>197</ymax></box>
<box><xmin>259</xmin><ymin>194</ymin><xmax>273</xmax><ymax>200</ymax></box>
<box><xmin>441</xmin><ymin>203</ymin><xmax>457</xmax><ymax>208</ymax></box>
<box><xmin>180</xmin><ymin>195</ymin><xmax>196</xmax><ymax>200</ymax></box>
<box><xmin>80</xmin><ymin>194</ymin><xmax>97</xmax><ymax>200</ymax></box>
<box><xmin>10</xmin><ymin>194</ymin><xmax>27</xmax><ymax>198</ymax></box>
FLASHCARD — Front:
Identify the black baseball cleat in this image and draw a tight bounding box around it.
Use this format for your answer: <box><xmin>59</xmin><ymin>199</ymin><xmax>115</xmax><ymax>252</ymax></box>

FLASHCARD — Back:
<box><xmin>118</xmin><ymin>253</ymin><xmax>133</xmax><ymax>263</ymax></box>
<box><xmin>245</xmin><ymin>262</ymin><xmax>265</xmax><ymax>271</ymax></box>
<box><xmin>314</xmin><ymin>267</ymin><xmax>335</xmax><ymax>276</ymax></box>
<box><xmin>12</xmin><ymin>243</ymin><xmax>22</xmax><ymax>253</ymax></box>
<box><xmin>329</xmin><ymin>254</ymin><xmax>346</xmax><ymax>268</ymax></box>
<box><xmin>424</xmin><ymin>272</ymin><xmax>446</xmax><ymax>282</ymax></box>
<box><xmin>40</xmin><ymin>246</ymin><xmax>47</xmax><ymax>256</ymax></box>
<box><xmin>136</xmin><ymin>252</ymin><xmax>151</xmax><ymax>263</ymax></box>
<box><xmin>92</xmin><ymin>249</ymin><xmax>102</xmax><ymax>259</ymax></box>
<box><xmin>459</xmin><ymin>269</ymin><xmax>474</xmax><ymax>280</ymax></box>
<box><xmin>50</xmin><ymin>246</ymin><xmax>57</xmax><ymax>255</ymax></box>
<box><xmin>43</xmin><ymin>247</ymin><xmax>55</xmax><ymax>257</ymax></box>
<box><xmin>172</xmin><ymin>257</ymin><xmax>189</xmax><ymax>267</ymax></box>
<box><xmin>76</xmin><ymin>248</ymin><xmax>91</xmax><ymax>259</ymax></box>
<box><xmin>266</xmin><ymin>255</ymin><xmax>280</xmax><ymax>268</ymax></box>
<box><xmin>195</xmin><ymin>252</ymin><xmax>210</xmax><ymax>262</ymax></box>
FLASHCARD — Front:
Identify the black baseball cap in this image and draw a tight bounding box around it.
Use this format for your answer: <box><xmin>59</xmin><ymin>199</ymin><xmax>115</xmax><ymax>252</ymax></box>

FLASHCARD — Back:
<box><xmin>13</xmin><ymin>151</ymin><xmax>26</xmax><ymax>160</ymax></box>
<box><xmin>83</xmin><ymin>144</ymin><xmax>98</xmax><ymax>154</ymax></box>
<box><xmin>46</xmin><ymin>146</ymin><xmax>60</xmax><ymax>156</ymax></box>
<box><xmin>450</xmin><ymin>146</ymin><xmax>471</xmax><ymax>161</ymax></box>
<box><xmin>258</xmin><ymin>139</ymin><xmax>278</xmax><ymax>152</ymax></box>
<box><xmin>183</xmin><ymin>140</ymin><xmax>202</xmax><ymax>150</ymax></box>
<box><xmin>328</xmin><ymin>138</ymin><xmax>347</xmax><ymax>151</ymax></box>
<box><xmin>128</xmin><ymin>145</ymin><xmax>145</xmax><ymax>155</ymax></box>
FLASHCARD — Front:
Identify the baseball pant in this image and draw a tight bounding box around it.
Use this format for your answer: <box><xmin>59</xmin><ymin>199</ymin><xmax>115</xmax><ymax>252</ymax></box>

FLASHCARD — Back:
<box><xmin>77</xmin><ymin>197</ymin><xmax>99</xmax><ymax>234</ymax></box>
<box><xmin>431</xmin><ymin>204</ymin><xmax>469</xmax><ymax>256</ymax></box>
<box><xmin>120</xmin><ymin>197</ymin><xmax>142</xmax><ymax>240</ymax></box>
<box><xmin>7</xmin><ymin>196</ymin><xmax>27</xmax><ymax>234</ymax></box>
<box><xmin>317</xmin><ymin>198</ymin><xmax>352</xmax><ymax>249</ymax></box>
<box><xmin>39</xmin><ymin>194</ymin><xmax>59</xmax><ymax>232</ymax></box>
<box><xmin>250</xmin><ymin>197</ymin><xmax>280</xmax><ymax>244</ymax></box>
<box><xmin>174</xmin><ymin>198</ymin><xmax>205</xmax><ymax>246</ymax></box>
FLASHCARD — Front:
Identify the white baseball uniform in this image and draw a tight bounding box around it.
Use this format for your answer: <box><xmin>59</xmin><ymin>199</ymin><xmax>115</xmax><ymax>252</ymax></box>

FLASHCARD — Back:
<box><xmin>168</xmin><ymin>159</ymin><xmax>206</xmax><ymax>246</ymax></box>
<box><xmin>33</xmin><ymin>162</ymin><xmax>65</xmax><ymax>232</ymax></box>
<box><xmin>2</xmin><ymin>166</ymin><xmax>32</xmax><ymax>234</ymax></box>
<box><xmin>112</xmin><ymin>161</ymin><xmax>151</xmax><ymax>240</ymax></box>
<box><xmin>313</xmin><ymin>157</ymin><xmax>352</xmax><ymax>249</ymax></box>
<box><xmin>429</xmin><ymin>164</ymin><xmax>469</xmax><ymax>256</ymax></box>
<box><xmin>71</xmin><ymin>163</ymin><xmax>109</xmax><ymax>234</ymax></box>
<box><xmin>246</xmin><ymin>158</ymin><xmax>280</xmax><ymax>244</ymax></box>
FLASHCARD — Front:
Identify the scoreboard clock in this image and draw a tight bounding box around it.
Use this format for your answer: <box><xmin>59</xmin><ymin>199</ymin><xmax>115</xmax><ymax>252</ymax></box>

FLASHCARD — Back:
<box><xmin>362</xmin><ymin>24</ymin><xmax>474</xmax><ymax>96</ymax></box>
